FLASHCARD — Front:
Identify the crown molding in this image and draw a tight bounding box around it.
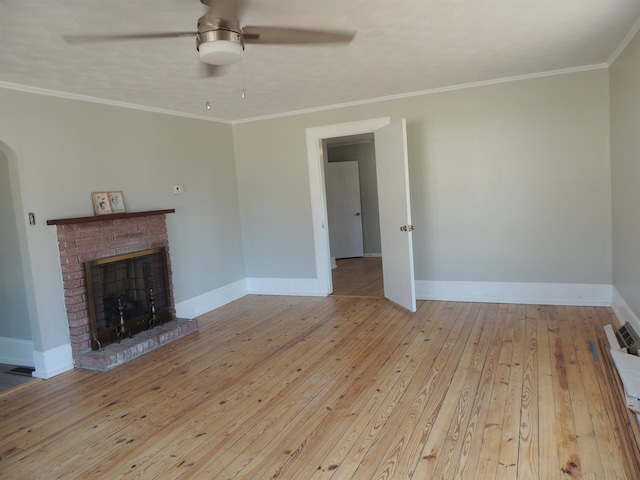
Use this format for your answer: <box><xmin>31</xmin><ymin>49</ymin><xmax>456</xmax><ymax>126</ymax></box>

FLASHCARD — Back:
<box><xmin>608</xmin><ymin>16</ymin><xmax>640</xmax><ymax>66</ymax></box>
<box><xmin>1</xmin><ymin>63</ymin><xmax>608</xmax><ymax>126</ymax></box>
<box><xmin>232</xmin><ymin>63</ymin><xmax>608</xmax><ymax>124</ymax></box>
<box><xmin>0</xmin><ymin>81</ymin><xmax>232</xmax><ymax>124</ymax></box>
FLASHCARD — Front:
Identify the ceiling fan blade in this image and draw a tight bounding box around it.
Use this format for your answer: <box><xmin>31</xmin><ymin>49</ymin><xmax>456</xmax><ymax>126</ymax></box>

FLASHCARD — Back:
<box><xmin>242</xmin><ymin>26</ymin><xmax>355</xmax><ymax>45</ymax></box>
<box><xmin>63</xmin><ymin>32</ymin><xmax>197</xmax><ymax>44</ymax></box>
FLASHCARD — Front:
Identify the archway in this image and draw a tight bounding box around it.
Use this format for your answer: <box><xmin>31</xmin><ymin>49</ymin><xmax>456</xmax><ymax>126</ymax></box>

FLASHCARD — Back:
<box><xmin>0</xmin><ymin>141</ymin><xmax>35</xmax><ymax>367</ymax></box>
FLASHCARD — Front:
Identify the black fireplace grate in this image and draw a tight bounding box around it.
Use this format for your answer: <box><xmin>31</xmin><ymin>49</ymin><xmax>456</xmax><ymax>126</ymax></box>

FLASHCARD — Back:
<box><xmin>84</xmin><ymin>247</ymin><xmax>173</xmax><ymax>350</ymax></box>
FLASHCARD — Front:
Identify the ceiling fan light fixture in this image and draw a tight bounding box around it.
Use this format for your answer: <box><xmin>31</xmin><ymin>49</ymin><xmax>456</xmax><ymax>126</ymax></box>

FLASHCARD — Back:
<box><xmin>198</xmin><ymin>39</ymin><xmax>243</xmax><ymax>65</ymax></box>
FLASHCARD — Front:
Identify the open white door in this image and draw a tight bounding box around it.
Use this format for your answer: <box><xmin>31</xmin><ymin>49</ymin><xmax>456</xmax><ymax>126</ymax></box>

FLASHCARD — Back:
<box><xmin>374</xmin><ymin>119</ymin><xmax>416</xmax><ymax>312</ymax></box>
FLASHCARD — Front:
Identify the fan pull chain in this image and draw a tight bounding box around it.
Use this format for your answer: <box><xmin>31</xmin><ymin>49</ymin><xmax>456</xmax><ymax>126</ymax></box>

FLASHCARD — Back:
<box><xmin>240</xmin><ymin>56</ymin><xmax>247</xmax><ymax>99</ymax></box>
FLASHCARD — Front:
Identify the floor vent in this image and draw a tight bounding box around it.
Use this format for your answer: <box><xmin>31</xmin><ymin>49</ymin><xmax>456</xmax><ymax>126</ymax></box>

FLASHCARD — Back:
<box><xmin>617</xmin><ymin>322</ymin><xmax>640</xmax><ymax>354</ymax></box>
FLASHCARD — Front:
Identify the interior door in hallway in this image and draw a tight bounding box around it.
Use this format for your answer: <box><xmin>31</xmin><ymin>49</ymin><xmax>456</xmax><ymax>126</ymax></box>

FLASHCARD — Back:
<box><xmin>325</xmin><ymin>161</ymin><xmax>364</xmax><ymax>259</ymax></box>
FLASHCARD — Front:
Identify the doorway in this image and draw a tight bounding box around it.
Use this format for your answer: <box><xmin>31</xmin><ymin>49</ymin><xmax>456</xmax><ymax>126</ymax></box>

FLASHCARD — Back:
<box><xmin>324</xmin><ymin>135</ymin><xmax>383</xmax><ymax>297</ymax></box>
<box><xmin>306</xmin><ymin>117</ymin><xmax>416</xmax><ymax>311</ymax></box>
<box><xmin>0</xmin><ymin>142</ymin><xmax>34</xmax><ymax>367</ymax></box>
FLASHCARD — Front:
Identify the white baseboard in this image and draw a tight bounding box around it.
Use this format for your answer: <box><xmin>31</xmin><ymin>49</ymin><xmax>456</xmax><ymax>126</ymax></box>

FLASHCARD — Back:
<box><xmin>175</xmin><ymin>279</ymin><xmax>248</xmax><ymax>319</ymax></box>
<box><xmin>0</xmin><ymin>337</ymin><xmax>34</xmax><ymax>367</ymax></box>
<box><xmin>247</xmin><ymin>277</ymin><xmax>326</xmax><ymax>296</ymax></box>
<box><xmin>32</xmin><ymin>343</ymin><xmax>73</xmax><ymax>379</ymax></box>
<box><xmin>612</xmin><ymin>287</ymin><xmax>640</xmax><ymax>334</ymax></box>
<box><xmin>177</xmin><ymin>279</ymin><xmax>613</xmax><ymax>316</ymax></box>
<box><xmin>174</xmin><ymin>277</ymin><xmax>325</xmax><ymax>321</ymax></box>
<box><xmin>39</xmin><ymin>278</ymin><xmax>617</xmax><ymax>374</ymax></box>
<box><xmin>23</xmin><ymin>279</ymin><xmax>625</xmax><ymax>381</ymax></box>
<box><xmin>415</xmin><ymin>281</ymin><xmax>613</xmax><ymax>306</ymax></box>
<box><xmin>174</xmin><ymin>277</ymin><xmax>328</xmax><ymax>319</ymax></box>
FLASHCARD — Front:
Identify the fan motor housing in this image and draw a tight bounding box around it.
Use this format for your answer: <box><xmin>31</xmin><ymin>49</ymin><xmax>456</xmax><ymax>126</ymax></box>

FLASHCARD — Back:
<box><xmin>196</xmin><ymin>28</ymin><xmax>244</xmax><ymax>51</ymax></box>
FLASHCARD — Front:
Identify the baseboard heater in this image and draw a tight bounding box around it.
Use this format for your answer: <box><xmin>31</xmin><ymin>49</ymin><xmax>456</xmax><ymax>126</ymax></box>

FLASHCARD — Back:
<box><xmin>605</xmin><ymin>322</ymin><xmax>640</xmax><ymax>417</ymax></box>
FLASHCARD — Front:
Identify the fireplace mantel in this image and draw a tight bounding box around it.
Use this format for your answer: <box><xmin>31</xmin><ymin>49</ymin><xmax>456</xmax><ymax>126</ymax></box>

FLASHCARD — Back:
<box><xmin>47</xmin><ymin>209</ymin><xmax>175</xmax><ymax>226</ymax></box>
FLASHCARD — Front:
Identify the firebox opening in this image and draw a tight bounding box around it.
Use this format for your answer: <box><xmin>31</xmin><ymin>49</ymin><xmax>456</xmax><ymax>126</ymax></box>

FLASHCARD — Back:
<box><xmin>84</xmin><ymin>247</ymin><xmax>173</xmax><ymax>350</ymax></box>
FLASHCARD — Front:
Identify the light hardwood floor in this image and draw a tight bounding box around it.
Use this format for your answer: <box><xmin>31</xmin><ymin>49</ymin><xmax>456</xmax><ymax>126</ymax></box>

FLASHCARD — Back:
<box><xmin>1</xmin><ymin>295</ymin><xmax>638</xmax><ymax>479</ymax></box>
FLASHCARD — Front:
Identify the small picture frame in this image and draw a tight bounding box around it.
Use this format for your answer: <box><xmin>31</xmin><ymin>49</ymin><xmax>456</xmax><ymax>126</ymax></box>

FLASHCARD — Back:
<box><xmin>92</xmin><ymin>192</ymin><xmax>112</xmax><ymax>215</ymax></box>
<box><xmin>109</xmin><ymin>191</ymin><xmax>126</xmax><ymax>213</ymax></box>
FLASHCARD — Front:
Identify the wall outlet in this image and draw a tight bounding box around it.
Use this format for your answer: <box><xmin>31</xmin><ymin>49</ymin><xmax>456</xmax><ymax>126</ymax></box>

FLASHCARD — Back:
<box><xmin>173</xmin><ymin>185</ymin><xmax>184</xmax><ymax>194</ymax></box>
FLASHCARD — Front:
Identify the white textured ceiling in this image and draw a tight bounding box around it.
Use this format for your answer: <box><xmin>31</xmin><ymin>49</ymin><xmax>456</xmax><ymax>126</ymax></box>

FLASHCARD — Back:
<box><xmin>1</xmin><ymin>0</ymin><xmax>639</xmax><ymax>122</ymax></box>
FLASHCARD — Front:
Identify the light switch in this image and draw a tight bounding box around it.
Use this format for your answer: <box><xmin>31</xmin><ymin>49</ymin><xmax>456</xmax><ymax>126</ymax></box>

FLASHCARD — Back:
<box><xmin>173</xmin><ymin>185</ymin><xmax>184</xmax><ymax>194</ymax></box>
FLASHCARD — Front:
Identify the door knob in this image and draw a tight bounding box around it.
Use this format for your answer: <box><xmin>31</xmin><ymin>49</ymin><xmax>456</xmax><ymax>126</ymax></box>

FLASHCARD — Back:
<box><xmin>355</xmin><ymin>212</ymin><xmax>361</xmax><ymax>216</ymax></box>
<box><xmin>400</xmin><ymin>225</ymin><xmax>415</xmax><ymax>232</ymax></box>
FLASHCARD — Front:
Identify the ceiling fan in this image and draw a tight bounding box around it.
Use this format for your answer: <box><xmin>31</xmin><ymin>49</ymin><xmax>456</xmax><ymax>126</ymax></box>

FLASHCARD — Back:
<box><xmin>63</xmin><ymin>0</ymin><xmax>355</xmax><ymax>70</ymax></box>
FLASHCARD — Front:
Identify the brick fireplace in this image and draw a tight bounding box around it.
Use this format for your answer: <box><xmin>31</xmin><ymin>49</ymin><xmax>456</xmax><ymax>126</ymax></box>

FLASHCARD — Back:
<box><xmin>47</xmin><ymin>210</ymin><xmax>198</xmax><ymax>371</ymax></box>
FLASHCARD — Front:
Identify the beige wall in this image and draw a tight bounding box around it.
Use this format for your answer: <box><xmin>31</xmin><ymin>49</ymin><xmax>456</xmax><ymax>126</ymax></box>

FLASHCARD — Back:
<box><xmin>234</xmin><ymin>69</ymin><xmax>612</xmax><ymax>284</ymax></box>
<box><xmin>611</xmin><ymin>29</ymin><xmax>640</xmax><ymax>319</ymax></box>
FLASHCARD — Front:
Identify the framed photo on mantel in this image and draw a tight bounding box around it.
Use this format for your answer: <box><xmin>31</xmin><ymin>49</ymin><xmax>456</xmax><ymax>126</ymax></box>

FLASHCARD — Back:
<box><xmin>109</xmin><ymin>191</ymin><xmax>126</xmax><ymax>213</ymax></box>
<box><xmin>91</xmin><ymin>191</ymin><xmax>126</xmax><ymax>215</ymax></box>
<box><xmin>92</xmin><ymin>192</ymin><xmax>112</xmax><ymax>215</ymax></box>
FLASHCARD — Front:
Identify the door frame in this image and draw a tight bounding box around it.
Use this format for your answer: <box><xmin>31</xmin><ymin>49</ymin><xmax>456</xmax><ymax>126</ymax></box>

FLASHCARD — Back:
<box><xmin>306</xmin><ymin>117</ymin><xmax>390</xmax><ymax>294</ymax></box>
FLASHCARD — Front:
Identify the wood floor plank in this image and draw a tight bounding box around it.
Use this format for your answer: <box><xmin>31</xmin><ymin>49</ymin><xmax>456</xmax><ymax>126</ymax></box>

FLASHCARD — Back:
<box><xmin>495</xmin><ymin>303</ymin><xmax>525</xmax><ymax>480</ymax></box>
<box><xmin>536</xmin><ymin>305</ymin><xmax>560</xmax><ymax>480</ymax></box>
<box><xmin>474</xmin><ymin>303</ymin><xmax>515</xmax><ymax>478</ymax></box>
<box><xmin>0</xmin><ymin>296</ymin><xmax>636</xmax><ymax>479</ymax></box>
<box><xmin>517</xmin><ymin>304</ymin><xmax>539</xmax><ymax>480</ymax></box>
<box><xmin>547</xmin><ymin>305</ymin><xmax>584</xmax><ymax>478</ymax></box>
